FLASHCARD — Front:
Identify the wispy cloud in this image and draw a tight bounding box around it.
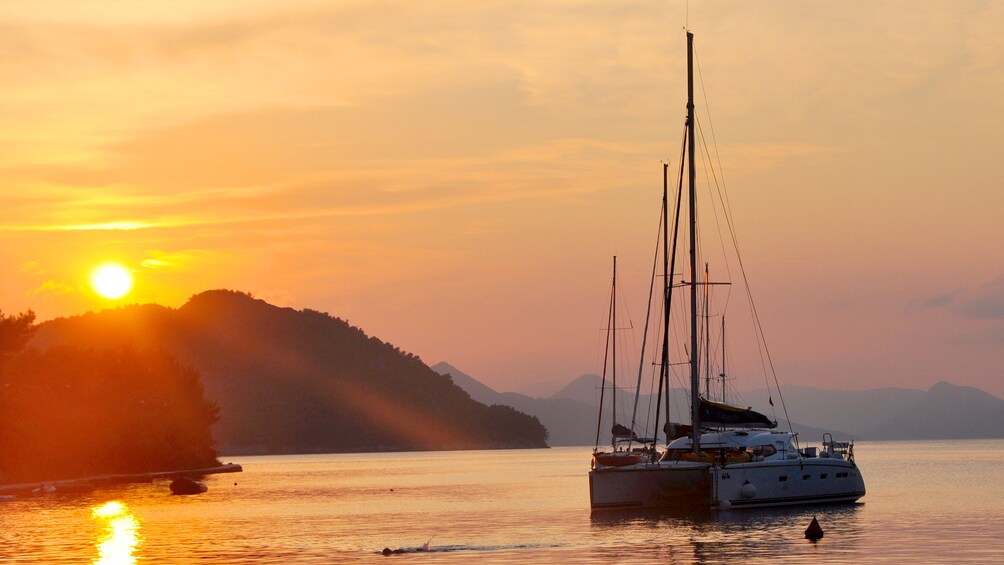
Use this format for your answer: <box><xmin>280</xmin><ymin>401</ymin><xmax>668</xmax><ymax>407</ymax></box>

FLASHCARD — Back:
<box><xmin>918</xmin><ymin>278</ymin><xmax>1004</xmax><ymax>321</ymax></box>
<box><xmin>28</xmin><ymin>279</ymin><xmax>76</xmax><ymax>297</ymax></box>
<box><xmin>958</xmin><ymin>277</ymin><xmax>1004</xmax><ymax>320</ymax></box>
<box><xmin>919</xmin><ymin>292</ymin><xmax>958</xmax><ymax>309</ymax></box>
<box><xmin>2</xmin><ymin>1</ymin><xmax>1004</xmax><ymax>398</ymax></box>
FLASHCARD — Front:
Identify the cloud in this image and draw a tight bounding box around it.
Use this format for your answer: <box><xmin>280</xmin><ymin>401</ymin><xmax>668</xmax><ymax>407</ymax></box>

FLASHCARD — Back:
<box><xmin>920</xmin><ymin>292</ymin><xmax>958</xmax><ymax>309</ymax></box>
<box><xmin>18</xmin><ymin>261</ymin><xmax>44</xmax><ymax>276</ymax></box>
<box><xmin>28</xmin><ymin>279</ymin><xmax>77</xmax><ymax>297</ymax></box>
<box><xmin>140</xmin><ymin>250</ymin><xmax>212</xmax><ymax>271</ymax></box>
<box><xmin>0</xmin><ymin>83</ymin><xmax>654</xmax><ymax>232</ymax></box>
<box><xmin>920</xmin><ymin>278</ymin><xmax>1004</xmax><ymax>321</ymax></box>
<box><xmin>958</xmin><ymin>278</ymin><xmax>1004</xmax><ymax>320</ymax></box>
<box><xmin>715</xmin><ymin>142</ymin><xmax>841</xmax><ymax>174</ymax></box>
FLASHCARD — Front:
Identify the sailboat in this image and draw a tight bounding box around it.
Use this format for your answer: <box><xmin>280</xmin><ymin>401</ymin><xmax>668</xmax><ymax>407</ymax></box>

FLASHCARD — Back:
<box><xmin>588</xmin><ymin>31</ymin><xmax>865</xmax><ymax>511</ymax></box>
<box><xmin>591</xmin><ymin>256</ymin><xmax>652</xmax><ymax>469</ymax></box>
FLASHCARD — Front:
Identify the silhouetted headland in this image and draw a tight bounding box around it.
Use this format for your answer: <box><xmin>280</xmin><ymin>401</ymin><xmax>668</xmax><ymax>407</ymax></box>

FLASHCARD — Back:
<box><xmin>0</xmin><ymin>309</ymin><xmax>222</xmax><ymax>485</ymax></box>
<box><xmin>29</xmin><ymin>290</ymin><xmax>549</xmax><ymax>456</ymax></box>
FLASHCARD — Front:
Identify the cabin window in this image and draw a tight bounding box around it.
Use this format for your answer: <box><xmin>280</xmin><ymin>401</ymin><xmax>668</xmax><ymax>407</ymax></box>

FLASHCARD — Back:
<box><xmin>836</xmin><ymin>472</ymin><xmax>848</xmax><ymax>478</ymax></box>
<box><xmin>820</xmin><ymin>473</ymin><xmax>828</xmax><ymax>479</ymax></box>
<box><xmin>778</xmin><ymin>475</ymin><xmax>788</xmax><ymax>482</ymax></box>
<box><xmin>752</xmin><ymin>445</ymin><xmax>777</xmax><ymax>458</ymax></box>
<box><xmin>803</xmin><ymin>474</ymin><xmax>810</xmax><ymax>480</ymax></box>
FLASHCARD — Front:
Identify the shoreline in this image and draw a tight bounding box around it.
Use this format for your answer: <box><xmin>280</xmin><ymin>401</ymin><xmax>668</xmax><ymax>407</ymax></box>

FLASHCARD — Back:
<box><xmin>0</xmin><ymin>463</ymin><xmax>242</xmax><ymax>495</ymax></box>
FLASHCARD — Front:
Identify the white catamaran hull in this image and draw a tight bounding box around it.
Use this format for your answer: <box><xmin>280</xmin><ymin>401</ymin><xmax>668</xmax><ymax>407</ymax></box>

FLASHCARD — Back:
<box><xmin>590</xmin><ymin>457</ymin><xmax>865</xmax><ymax>511</ymax></box>
<box><xmin>589</xmin><ymin>461</ymin><xmax>711</xmax><ymax>511</ymax></box>
<box><xmin>713</xmin><ymin>458</ymin><xmax>865</xmax><ymax>509</ymax></box>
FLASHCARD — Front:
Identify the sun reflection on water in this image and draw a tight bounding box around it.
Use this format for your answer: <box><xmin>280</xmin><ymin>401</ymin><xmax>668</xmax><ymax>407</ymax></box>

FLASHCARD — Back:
<box><xmin>92</xmin><ymin>501</ymin><xmax>140</xmax><ymax>565</ymax></box>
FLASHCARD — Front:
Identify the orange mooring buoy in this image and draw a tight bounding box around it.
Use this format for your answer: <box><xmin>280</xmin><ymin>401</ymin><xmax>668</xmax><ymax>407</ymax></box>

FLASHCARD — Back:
<box><xmin>805</xmin><ymin>516</ymin><xmax>824</xmax><ymax>541</ymax></box>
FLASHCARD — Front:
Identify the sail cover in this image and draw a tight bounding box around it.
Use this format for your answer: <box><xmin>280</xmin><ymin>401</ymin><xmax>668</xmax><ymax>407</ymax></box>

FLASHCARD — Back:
<box><xmin>699</xmin><ymin>398</ymin><xmax>776</xmax><ymax>428</ymax></box>
<box><xmin>611</xmin><ymin>423</ymin><xmax>654</xmax><ymax>443</ymax></box>
<box><xmin>611</xmin><ymin>423</ymin><xmax>635</xmax><ymax>439</ymax></box>
<box><xmin>663</xmin><ymin>422</ymin><xmax>693</xmax><ymax>440</ymax></box>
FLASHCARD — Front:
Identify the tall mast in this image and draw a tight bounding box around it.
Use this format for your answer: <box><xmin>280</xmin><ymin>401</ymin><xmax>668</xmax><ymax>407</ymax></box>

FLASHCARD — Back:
<box><xmin>687</xmin><ymin>30</ymin><xmax>701</xmax><ymax>452</ymax></box>
<box><xmin>631</xmin><ymin>168</ymin><xmax>664</xmax><ymax>443</ymax></box>
<box><xmin>657</xmin><ymin>143</ymin><xmax>687</xmax><ymax>446</ymax></box>
<box><xmin>653</xmin><ymin>162</ymin><xmax>671</xmax><ymax>447</ymax></box>
<box><xmin>611</xmin><ymin>254</ymin><xmax>617</xmax><ymax>446</ymax></box>
<box><xmin>593</xmin><ymin>256</ymin><xmax>616</xmax><ymax>450</ymax></box>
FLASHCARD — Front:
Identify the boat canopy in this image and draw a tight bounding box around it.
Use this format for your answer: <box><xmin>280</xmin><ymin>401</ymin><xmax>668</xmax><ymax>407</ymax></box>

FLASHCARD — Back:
<box><xmin>667</xmin><ymin>429</ymin><xmax>792</xmax><ymax>451</ymax></box>
<box><xmin>699</xmin><ymin>398</ymin><xmax>776</xmax><ymax>429</ymax></box>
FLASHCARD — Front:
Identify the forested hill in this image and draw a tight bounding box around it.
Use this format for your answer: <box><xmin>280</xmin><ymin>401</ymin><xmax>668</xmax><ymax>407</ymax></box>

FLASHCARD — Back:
<box><xmin>32</xmin><ymin>290</ymin><xmax>548</xmax><ymax>454</ymax></box>
<box><xmin>1</xmin><ymin>307</ymin><xmax>222</xmax><ymax>484</ymax></box>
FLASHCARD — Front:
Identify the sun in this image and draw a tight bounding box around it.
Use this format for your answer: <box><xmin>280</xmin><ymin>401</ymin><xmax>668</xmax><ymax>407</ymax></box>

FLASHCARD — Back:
<box><xmin>90</xmin><ymin>263</ymin><xmax>134</xmax><ymax>300</ymax></box>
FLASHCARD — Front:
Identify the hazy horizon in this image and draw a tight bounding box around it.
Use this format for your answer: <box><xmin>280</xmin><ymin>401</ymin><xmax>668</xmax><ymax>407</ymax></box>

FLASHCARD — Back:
<box><xmin>3</xmin><ymin>1</ymin><xmax>1003</xmax><ymax>398</ymax></box>
<box><xmin>433</xmin><ymin>359</ymin><xmax>1001</xmax><ymax>400</ymax></box>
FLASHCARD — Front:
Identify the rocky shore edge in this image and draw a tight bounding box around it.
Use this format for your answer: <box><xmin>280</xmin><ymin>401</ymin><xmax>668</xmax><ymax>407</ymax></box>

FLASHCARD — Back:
<box><xmin>0</xmin><ymin>463</ymin><xmax>242</xmax><ymax>497</ymax></box>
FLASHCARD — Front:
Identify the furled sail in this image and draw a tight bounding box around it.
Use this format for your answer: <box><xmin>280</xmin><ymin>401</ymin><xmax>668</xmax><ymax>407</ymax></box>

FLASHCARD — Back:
<box><xmin>611</xmin><ymin>423</ymin><xmax>654</xmax><ymax>444</ymax></box>
<box><xmin>699</xmin><ymin>398</ymin><xmax>776</xmax><ymax>428</ymax></box>
<box><xmin>611</xmin><ymin>423</ymin><xmax>635</xmax><ymax>439</ymax></box>
<box><xmin>663</xmin><ymin>422</ymin><xmax>693</xmax><ymax>440</ymax></box>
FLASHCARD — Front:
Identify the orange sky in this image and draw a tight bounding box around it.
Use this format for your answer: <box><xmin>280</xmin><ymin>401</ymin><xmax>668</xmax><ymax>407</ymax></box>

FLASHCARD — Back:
<box><xmin>2</xmin><ymin>1</ymin><xmax>1003</xmax><ymax>398</ymax></box>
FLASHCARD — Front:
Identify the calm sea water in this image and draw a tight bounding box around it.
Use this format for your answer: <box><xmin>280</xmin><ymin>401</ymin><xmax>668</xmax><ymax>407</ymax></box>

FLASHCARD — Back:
<box><xmin>1</xmin><ymin>440</ymin><xmax>1002</xmax><ymax>563</ymax></box>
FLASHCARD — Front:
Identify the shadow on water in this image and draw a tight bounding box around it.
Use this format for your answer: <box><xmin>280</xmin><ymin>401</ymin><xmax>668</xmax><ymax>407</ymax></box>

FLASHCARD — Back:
<box><xmin>589</xmin><ymin>506</ymin><xmax>717</xmax><ymax>527</ymax></box>
<box><xmin>589</xmin><ymin>503</ymin><xmax>866</xmax><ymax>561</ymax></box>
<box><xmin>590</xmin><ymin>501</ymin><xmax>864</xmax><ymax>527</ymax></box>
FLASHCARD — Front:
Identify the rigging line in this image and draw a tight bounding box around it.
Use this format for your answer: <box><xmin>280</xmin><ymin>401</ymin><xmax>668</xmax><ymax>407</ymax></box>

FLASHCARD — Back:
<box><xmin>641</xmin><ymin>313</ymin><xmax>664</xmax><ymax>440</ymax></box>
<box><xmin>698</xmin><ymin>116</ymin><xmax>788</xmax><ymax>427</ymax></box>
<box><xmin>629</xmin><ymin>177</ymin><xmax>667</xmax><ymax>438</ymax></box>
<box><xmin>662</xmin><ymin>164</ymin><xmax>691</xmax><ymax>424</ymax></box>
<box><xmin>655</xmin><ymin>125</ymin><xmax>689</xmax><ymax>445</ymax></box>
<box><xmin>695</xmin><ymin>117</ymin><xmax>736</xmax><ymax>295</ymax></box>
<box><xmin>694</xmin><ymin>119</ymin><xmax>737</xmax><ymax>379</ymax></box>
<box><xmin>651</xmin><ymin>171</ymin><xmax>669</xmax><ymax>447</ymax></box>
<box><xmin>694</xmin><ymin>42</ymin><xmax>791</xmax><ymax>431</ymax></box>
<box><xmin>641</xmin><ymin>355</ymin><xmax>658</xmax><ymax>439</ymax></box>
<box><xmin>617</xmin><ymin>283</ymin><xmax>640</xmax><ymax>386</ymax></box>
<box><xmin>593</xmin><ymin>270</ymin><xmax>616</xmax><ymax>450</ymax></box>
<box><xmin>711</xmin><ymin>186</ymin><xmax>786</xmax><ymax>427</ymax></box>
<box><xmin>693</xmin><ymin>47</ymin><xmax>737</xmax><ymax>315</ymax></box>
<box><xmin>660</xmin><ymin>311</ymin><xmax>686</xmax><ymax>420</ymax></box>
<box><xmin>694</xmin><ymin>41</ymin><xmax>732</xmax><ymax>235</ymax></box>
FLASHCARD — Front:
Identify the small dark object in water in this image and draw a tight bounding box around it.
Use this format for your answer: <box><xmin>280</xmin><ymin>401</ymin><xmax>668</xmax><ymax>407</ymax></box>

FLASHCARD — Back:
<box><xmin>170</xmin><ymin>477</ymin><xmax>207</xmax><ymax>495</ymax></box>
<box><xmin>380</xmin><ymin>539</ymin><xmax>431</xmax><ymax>556</ymax></box>
<box><xmin>805</xmin><ymin>515</ymin><xmax>824</xmax><ymax>541</ymax></box>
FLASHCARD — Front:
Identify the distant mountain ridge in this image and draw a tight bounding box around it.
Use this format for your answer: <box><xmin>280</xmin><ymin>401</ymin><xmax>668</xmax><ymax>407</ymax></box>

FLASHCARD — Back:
<box><xmin>434</xmin><ymin>363</ymin><xmax>1004</xmax><ymax>443</ymax></box>
<box><xmin>434</xmin><ymin>364</ymin><xmax>835</xmax><ymax>445</ymax></box>
<box><xmin>31</xmin><ymin>290</ymin><xmax>548</xmax><ymax>454</ymax></box>
<box><xmin>434</xmin><ymin>363</ymin><xmax>600</xmax><ymax>445</ymax></box>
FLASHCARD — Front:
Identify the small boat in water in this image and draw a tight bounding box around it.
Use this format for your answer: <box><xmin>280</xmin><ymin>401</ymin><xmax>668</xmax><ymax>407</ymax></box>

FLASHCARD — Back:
<box><xmin>169</xmin><ymin>477</ymin><xmax>207</xmax><ymax>495</ymax></box>
<box><xmin>588</xmin><ymin>30</ymin><xmax>865</xmax><ymax>512</ymax></box>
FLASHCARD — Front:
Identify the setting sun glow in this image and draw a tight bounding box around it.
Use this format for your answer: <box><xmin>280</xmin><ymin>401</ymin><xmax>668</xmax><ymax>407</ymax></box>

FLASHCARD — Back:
<box><xmin>92</xmin><ymin>500</ymin><xmax>140</xmax><ymax>565</ymax></box>
<box><xmin>90</xmin><ymin>264</ymin><xmax>134</xmax><ymax>300</ymax></box>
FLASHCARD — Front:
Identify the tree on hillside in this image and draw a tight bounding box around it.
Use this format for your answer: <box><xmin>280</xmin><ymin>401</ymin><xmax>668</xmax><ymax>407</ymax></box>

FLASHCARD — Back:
<box><xmin>0</xmin><ymin>310</ymin><xmax>35</xmax><ymax>358</ymax></box>
<box><xmin>0</xmin><ymin>345</ymin><xmax>221</xmax><ymax>484</ymax></box>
